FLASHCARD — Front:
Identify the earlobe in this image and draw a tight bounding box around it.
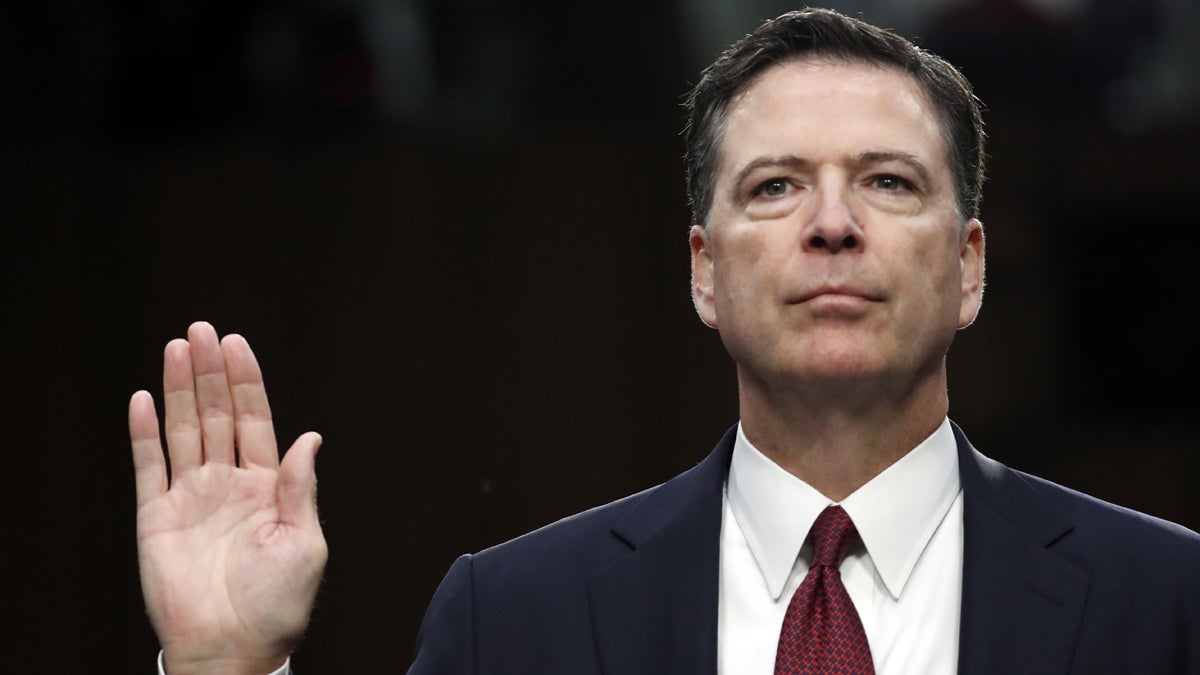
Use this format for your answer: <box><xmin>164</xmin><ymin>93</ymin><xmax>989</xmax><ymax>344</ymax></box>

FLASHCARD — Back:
<box><xmin>690</xmin><ymin>225</ymin><xmax>719</xmax><ymax>328</ymax></box>
<box><xmin>957</xmin><ymin>218</ymin><xmax>985</xmax><ymax>329</ymax></box>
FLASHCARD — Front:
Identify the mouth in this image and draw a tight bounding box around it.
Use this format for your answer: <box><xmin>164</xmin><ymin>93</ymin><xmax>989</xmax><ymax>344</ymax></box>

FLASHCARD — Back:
<box><xmin>789</xmin><ymin>287</ymin><xmax>884</xmax><ymax>304</ymax></box>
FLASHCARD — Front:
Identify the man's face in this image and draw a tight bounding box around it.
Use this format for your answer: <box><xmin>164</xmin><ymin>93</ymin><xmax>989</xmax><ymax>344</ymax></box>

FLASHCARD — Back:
<box><xmin>690</xmin><ymin>59</ymin><xmax>984</xmax><ymax>398</ymax></box>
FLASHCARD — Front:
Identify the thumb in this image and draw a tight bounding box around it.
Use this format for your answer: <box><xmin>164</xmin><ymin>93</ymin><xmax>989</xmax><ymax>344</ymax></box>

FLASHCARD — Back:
<box><xmin>279</xmin><ymin>431</ymin><xmax>322</xmax><ymax>526</ymax></box>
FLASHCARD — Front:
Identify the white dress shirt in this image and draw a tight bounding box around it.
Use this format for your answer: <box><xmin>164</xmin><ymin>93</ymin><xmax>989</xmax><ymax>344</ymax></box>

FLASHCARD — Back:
<box><xmin>718</xmin><ymin>418</ymin><xmax>964</xmax><ymax>675</ymax></box>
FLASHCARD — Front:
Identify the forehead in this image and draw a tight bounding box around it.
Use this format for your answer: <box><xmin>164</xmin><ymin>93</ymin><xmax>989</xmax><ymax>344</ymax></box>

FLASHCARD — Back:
<box><xmin>719</xmin><ymin>59</ymin><xmax>950</xmax><ymax>182</ymax></box>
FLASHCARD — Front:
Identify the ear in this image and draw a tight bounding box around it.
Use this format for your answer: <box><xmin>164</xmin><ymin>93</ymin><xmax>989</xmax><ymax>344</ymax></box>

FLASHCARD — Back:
<box><xmin>957</xmin><ymin>218</ymin><xmax>985</xmax><ymax>329</ymax></box>
<box><xmin>690</xmin><ymin>225</ymin><xmax>719</xmax><ymax>328</ymax></box>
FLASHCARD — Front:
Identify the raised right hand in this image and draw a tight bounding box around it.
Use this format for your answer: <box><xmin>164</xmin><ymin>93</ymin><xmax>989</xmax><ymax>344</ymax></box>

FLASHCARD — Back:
<box><xmin>129</xmin><ymin>322</ymin><xmax>327</xmax><ymax>674</ymax></box>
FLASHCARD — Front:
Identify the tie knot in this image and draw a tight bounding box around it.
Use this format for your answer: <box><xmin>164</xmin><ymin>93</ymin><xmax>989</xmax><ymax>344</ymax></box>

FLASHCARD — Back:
<box><xmin>809</xmin><ymin>505</ymin><xmax>859</xmax><ymax>568</ymax></box>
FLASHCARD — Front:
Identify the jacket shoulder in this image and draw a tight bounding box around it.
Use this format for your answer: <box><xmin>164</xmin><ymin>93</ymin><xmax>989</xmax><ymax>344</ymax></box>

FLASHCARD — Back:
<box><xmin>474</xmin><ymin>483</ymin><xmax>656</xmax><ymax>571</ymax></box>
<box><xmin>1013</xmin><ymin>467</ymin><xmax>1200</xmax><ymax>557</ymax></box>
<box><xmin>472</xmin><ymin>426</ymin><xmax>735</xmax><ymax>577</ymax></box>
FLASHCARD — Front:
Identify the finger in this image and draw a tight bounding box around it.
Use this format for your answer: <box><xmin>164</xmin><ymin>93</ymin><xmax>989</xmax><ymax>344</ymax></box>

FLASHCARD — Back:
<box><xmin>129</xmin><ymin>390</ymin><xmax>168</xmax><ymax>505</ymax></box>
<box><xmin>222</xmin><ymin>334</ymin><xmax>279</xmax><ymax>468</ymax></box>
<box><xmin>188</xmin><ymin>321</ymin><xmax>236</xmax><ymax>465</ymax></box>
<box><xmin>163</xmin><ymin>338</ymin><xmax>203</xmax><ymax>472</ymax></box>
<box><xmin>278</xmin><ymin>432</ymin><xmax>323</xmax><ymax>528</ymax></box>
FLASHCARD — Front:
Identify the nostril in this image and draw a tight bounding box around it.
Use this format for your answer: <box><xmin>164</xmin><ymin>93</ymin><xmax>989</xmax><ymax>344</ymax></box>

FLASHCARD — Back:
<box><xmin>843</xmin><ymin>235</ymin><xmax>857</xmax><ymax>249</ymax></box>
<box><xmin>811</xmin><ymin>236</ymin><xmax>827</xmax><ymax>249</ymax></box>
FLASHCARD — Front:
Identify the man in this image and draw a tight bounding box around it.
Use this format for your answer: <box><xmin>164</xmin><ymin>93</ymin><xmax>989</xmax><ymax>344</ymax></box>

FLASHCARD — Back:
<box><xmin>130</xmin><ymin>8</ymin><xmax>1200</xmax><ymax>674</ymax></box>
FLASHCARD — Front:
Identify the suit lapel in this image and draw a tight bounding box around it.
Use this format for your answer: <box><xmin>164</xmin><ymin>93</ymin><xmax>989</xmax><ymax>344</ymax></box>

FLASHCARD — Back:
<box><xmin>954</xmin><ymin>423</ymin><xmax>1090</xmax><ymax>675</ymax></box>
<box><xmin>584</xmin><ymin>423</ymin><xmax>1093</xmax><ymax>675</ymax></box>
<box><xmin>587</xmin><ymin>427</ymin><xmax>734</xmax><ymax>675</ymax></box>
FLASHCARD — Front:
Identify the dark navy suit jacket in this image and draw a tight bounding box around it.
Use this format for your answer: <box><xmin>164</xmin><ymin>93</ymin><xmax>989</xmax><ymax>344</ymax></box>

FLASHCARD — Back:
<box><xmin>409</xmin><ymin>423</ymin><xmax>1200</xmax><ymax>674</ymax></box>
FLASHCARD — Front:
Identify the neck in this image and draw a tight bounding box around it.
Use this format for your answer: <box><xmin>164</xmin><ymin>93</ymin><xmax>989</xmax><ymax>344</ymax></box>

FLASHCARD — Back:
<box><xmin>736</xmin><ymin>365</ymin><xmax>949</xmax><ymax>501</ymax></box>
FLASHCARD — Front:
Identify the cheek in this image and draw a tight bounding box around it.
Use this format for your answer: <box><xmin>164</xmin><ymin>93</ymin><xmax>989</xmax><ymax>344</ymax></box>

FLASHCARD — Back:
<box><xmin>884</xmin><ymin>229</ymin><xmax>963</xmax><ymax>322</ymax></box>
<box><xmin>718</xmin><ymin>257</ymin><xmax>781</xmax><ymax>319</ymax></box>
<box><xmin>711</xmin><ymin>255</ymin><xmax>777</xmax><ymax>334</ymax></box>
<box><xmin>927</xmin><ymin>251</ymin><xmax>970</xmax><ymax>326</ymax></box>
<box><xmin>712</xmin><ymin>235</ymin><xmax>771</xmax><ymax>294</ymax></box>
<box><xmin>907</xmin><ymin>227</ymin><xmax>960</xmax><ymax>283</ymax></box>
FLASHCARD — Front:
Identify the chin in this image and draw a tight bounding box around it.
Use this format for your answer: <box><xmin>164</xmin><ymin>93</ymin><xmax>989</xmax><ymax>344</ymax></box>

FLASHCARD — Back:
<box><xmin>792</xmin><ymin>361</ymin><xmax>891</xmax><ymax>387</ymax></box>
<box><xmin>763</xmin><ymin>346</ymin><xmax>893</xmax><ymax>390</ymax></box>
<box><xmin>792</xmin><ymin>335</ymin><xmax>887</xmax><ymax>370</ymax></box>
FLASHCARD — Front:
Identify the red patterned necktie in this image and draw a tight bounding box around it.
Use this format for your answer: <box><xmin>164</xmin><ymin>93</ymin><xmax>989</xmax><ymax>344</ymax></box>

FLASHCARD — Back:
<box><xmin>774</xmin><ymin>505</ymin><xmax>875</xmax><ymax>675</ymax></box>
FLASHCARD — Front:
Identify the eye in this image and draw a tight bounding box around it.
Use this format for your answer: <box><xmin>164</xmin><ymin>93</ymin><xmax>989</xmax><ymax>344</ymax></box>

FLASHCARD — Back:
<box><xmin>873</xmin><ymin>174</ymin><xmax>913</xmax><ymax>192</ymax></box>
<box><xmin>753</xmin><ymin>178</ymin><xmax>790</xmax><ymax>198</ymax></box>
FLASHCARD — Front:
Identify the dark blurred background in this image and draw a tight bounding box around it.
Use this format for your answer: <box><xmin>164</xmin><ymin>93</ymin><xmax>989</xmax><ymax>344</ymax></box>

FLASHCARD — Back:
<box><xmin>6</xmin><ymin>0</ymin><xmax>1198</xmax><ymax>670</ymax></box>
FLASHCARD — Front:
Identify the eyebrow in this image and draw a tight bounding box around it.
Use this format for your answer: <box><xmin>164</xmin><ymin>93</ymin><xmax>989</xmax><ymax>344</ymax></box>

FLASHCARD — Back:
<box><xmin>731</xmin><ymin>155</ymin><xmax>814</xmax><ymax>190</ymax></box>
<box><xmin>852</xmin><ymin>150</ymin><xmax>933</xmax><ymax>186</ymax></box>
<box><xmin>729</xmin><ymin>150</ymin><xmax>935</xmax><ymax>189</ymax></box>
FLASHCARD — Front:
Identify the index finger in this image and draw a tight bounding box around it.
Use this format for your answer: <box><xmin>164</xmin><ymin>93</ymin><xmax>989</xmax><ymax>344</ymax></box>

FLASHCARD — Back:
<box><xmin>222</xmin><ymin>334</ymin><xmax>280</xmax><ymax>468</ymax></box>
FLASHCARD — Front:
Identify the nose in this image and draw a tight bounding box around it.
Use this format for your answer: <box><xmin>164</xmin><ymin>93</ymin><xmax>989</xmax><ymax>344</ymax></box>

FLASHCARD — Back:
<box><xmin>801</xmin><ymin>182</ymin><xmax>865</xmax><ymax>254</ymax></box>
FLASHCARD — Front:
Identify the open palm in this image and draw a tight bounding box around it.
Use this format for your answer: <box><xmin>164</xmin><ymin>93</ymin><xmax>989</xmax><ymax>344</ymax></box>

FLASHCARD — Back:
<box><xmin>129</xmin><ymin>322</ymin><xmax>327</xmax><ymax>674</ymax></box>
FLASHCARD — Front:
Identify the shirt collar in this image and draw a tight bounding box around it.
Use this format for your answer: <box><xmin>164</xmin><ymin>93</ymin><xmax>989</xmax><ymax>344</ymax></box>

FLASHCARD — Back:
<box><xmin>727</xmin><ymin>417</ymin><xmax>960</xmax><ymax>601</ymax></box>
